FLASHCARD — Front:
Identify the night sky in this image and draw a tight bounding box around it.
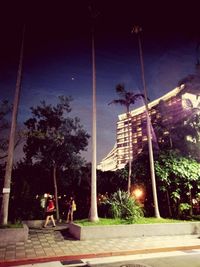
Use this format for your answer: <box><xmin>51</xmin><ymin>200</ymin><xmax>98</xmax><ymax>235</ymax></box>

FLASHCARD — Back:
<box><xmin>0</xmin><ymin>0</ymin><xmax>200</xmax><ymax>163</ymax></box>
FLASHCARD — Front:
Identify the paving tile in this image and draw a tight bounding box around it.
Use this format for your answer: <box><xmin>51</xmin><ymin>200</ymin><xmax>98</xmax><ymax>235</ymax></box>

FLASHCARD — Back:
<box><xmin>35</xmin><ymin>251</ymin><xmax>46</xmax><ymax>256</ymax></box>
<box><xmin>38</xmin><ymin>238</ymin><xmax>46</xmax><ymax>242</ymax></box>
<box><xmin>25</xmin><ymin>245</ymin><xmax>34</xmax><ymax>249</ymax></box>
<box><xmin>25</xmin><ymin>253</ymin><xmax>37</xmax><ymax>258</ymax></box>
<box><xmin>0</xmin><ymin>249</ymin><xmax>5</xmax><ymax>254</ymax></box>
<box><xmin>15</xmin><ymin>246</ymin><xmax>25</xmax><ymax>251</ymax></box>
<box><xmin>39</xmin><ymin>244</ymin><xmax>50</xmax><ymax>248</ymax></box>
<box><xmin>25</xmin><ymin>250</ymin><xmax>36</xmax><ymax>255</ymax></box>
<box><xmin>33</xmin><ymin>246</ymin><xmax>43</xmax><ymax>251</ymax></box>
<box><xmin>0</xmin><ymin>251</ymin><xmax>5</xmax><ymax>258</ymax></box>
<box><xmin>55</xmin><ymin>251</ymin><xmax>65</xmax><ymax>256</ymax></box>
<box><xmin>5</xmin><ymin>252</ymin><xmax>15</xmax><ymax>258</ymax></box>
<box><xmin>53</xmin><ymin>248</ymin><xmax>63</xmax><ymax>253</ymax></box>
<box><xmin>16</xmin><ymin>252</ymin><xmax>26</xmax><ymax>258</ymax></box>
<box><xmin>44</xmin><ymin>251</ymin><xmax>56</xmax><ymax>256</ymax></box>
<box><xmin>5</xmin><ymin>255</ymin><xmax>15</xmax><ymax>260</ymax></box>
<box><xmin>43</xmin><ymin>248</ymin><xmax>54</xmax><ymax>252</ymax></box>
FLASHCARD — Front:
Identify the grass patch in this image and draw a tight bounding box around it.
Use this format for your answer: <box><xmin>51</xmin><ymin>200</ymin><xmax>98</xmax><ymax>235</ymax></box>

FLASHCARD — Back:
<box><xmin>0</xmin><ymin>222</ymin><xmax>23</xmax><ymax>229</ymax></box>
<box><xmin>74</xmin><ymin>217</ymin><xmax>186</xmax><ymax>226</ymax></box>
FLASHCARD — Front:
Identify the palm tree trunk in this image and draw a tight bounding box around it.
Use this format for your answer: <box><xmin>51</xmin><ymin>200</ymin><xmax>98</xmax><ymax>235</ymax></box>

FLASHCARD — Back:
<box><xmin>136</xmin><ymin>28</ymin><xmax>160</xmax><ymax>218</ymax></box>
<box><xmin>53</xmin><ymin>165</ymin><xmax>59</xmax><ymax>220</ymax></box>
<box><xmin>90</xmin><ymin>23</ymin><xmax>99</xmax><ymax>222</ymax></box>
<box><xmin>169</xmin><ymin>133</ymin><xmax>173</xmax><ymax>148</ymax></box>
<box><xmin>166</xmin><ymin>190</ymin><xmax>172</xmax><ymax>217</ymax></box>
<box><xmin>127</xmin><ymin>110</ymin><xmax>132</xmax><ymax>195</ymax></box>
<box><xmin>189</xmin><ymin>188</ymin><xmax>193</xmax><ymax>217</ymax></box>
<box><xmin>0</xmin><ymin>26</ymin><xmax>25</xmax><ymax>225</ymax></box>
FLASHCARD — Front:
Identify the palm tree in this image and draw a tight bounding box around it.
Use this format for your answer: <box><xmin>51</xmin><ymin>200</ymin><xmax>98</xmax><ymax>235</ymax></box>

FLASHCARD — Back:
<box><xmin>132</xmin><ymin>25</ymin><xmax>160</xmax><ymax>218</ymax></box>
<box><xmin>89</xmin><ymin>4</ymin><xmax>99</xmax><ymax>222</ymax></box>
<box><xmin>0</xmin><ymin>26</ymin><xmax>25</xmax><ymax>225</ymax></box>
<box><xmin>109</xmin><ymin>84</ymin><xmax>144</xmax><ymax>194</ymax></box>
<box><xmin>178</xmin><ymin>42</ymin><xmax>200</xmax><ymax>98</ymax></box>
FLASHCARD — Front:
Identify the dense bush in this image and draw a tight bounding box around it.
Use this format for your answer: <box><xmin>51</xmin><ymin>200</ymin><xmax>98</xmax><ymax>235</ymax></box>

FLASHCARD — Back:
<box><xmin>103</xmin><ymin>190</ymin><xmax>144</xmax><ymax>223</ymax></box>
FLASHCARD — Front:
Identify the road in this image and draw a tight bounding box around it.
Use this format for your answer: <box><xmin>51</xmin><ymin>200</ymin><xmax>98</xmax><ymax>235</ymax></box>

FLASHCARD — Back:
<box><xmin>8</xmin><ymin>250</ymin><xmax>200</xmax><ymax>267</ymax></box>
<box><xmin>85</xmin><ymin>250</ymin><xmax>200</xmax><ymax>267</ymax></box>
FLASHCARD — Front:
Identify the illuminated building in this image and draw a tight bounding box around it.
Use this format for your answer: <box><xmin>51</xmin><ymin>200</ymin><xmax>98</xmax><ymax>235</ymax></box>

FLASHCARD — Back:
<box><xmin>98</xmin><ymin>85</ymin><xmax>200</xmax><ymax>171</ymax></box>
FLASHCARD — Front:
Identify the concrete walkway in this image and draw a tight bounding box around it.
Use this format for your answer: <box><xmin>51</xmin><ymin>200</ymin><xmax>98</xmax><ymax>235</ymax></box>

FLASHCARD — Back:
<box><xmin>0</xmin><ymin>223</ymin><xmax>200</xmax><ymax>266</ymax></box>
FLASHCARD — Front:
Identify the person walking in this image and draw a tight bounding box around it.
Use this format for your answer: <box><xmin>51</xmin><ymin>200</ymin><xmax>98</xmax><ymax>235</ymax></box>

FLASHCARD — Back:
<box><xmin>66</xmin><ymin>196</ymin><xmax>76</xmax><ymax>223</ymax></box>
<box><xmin>43</xmin><ymin>196</ymin><xmax>56</xmax><ymax>228</ymax></box>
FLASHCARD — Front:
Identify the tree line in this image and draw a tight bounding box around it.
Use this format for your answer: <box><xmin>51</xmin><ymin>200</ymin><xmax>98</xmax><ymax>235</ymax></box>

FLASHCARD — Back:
<box><xmin>1</xmin><ymin>73</ymin><xmax>200</xmax><ymax>222</ymax></box>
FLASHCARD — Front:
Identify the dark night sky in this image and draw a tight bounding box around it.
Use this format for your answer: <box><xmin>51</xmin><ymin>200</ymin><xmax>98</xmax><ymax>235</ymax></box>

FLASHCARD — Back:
<box><xmin>0</xmin><ymin>0</ymin><xmax>200</xmax><ymax>162</ymax></box>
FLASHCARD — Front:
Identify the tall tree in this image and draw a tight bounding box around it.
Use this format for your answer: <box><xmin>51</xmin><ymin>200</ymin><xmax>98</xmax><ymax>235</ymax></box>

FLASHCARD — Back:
<box><xmin>89</xmin><ymin>4</ymin><xmax>99</xmax><ymax>222</ymax></box>
<box><xmin>24</xmin><ymin>96</ymin><xmax>90</xmax><ymax>220</ymax></box>
<box><xmin>132</xmin><ymin>25</ymin><xmax>160</xmax><ymax>218</ymax></box>
<box><xmin>0</xmin><ymin>27</ymin><xmax>25</xmax><ymax>225</ymax></box>
<box><xmin>109</xmin><ymin>84</ymin><xmax>144</xmax><ymax>194</ymax></box>
<box><xmin>0</xmin><ymin>100</ymin><xmax>11</xmax><ymax>160</ymax></box>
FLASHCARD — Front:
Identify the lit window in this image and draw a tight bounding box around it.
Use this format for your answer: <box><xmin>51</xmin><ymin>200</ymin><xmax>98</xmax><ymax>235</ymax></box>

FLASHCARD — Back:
<box><xmin>142</xmin><ymin>136</ymin><xmax>147</xmax><ymax>141</ymax></box>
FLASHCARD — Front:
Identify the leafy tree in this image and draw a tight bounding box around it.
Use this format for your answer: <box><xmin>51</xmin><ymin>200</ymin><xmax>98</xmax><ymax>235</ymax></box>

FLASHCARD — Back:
<box><xmin>109</xmin><ymin>84</ymin><xmax>145</xmax><ymax>194</ymax></box>
<box><xmin>154</xmin><ymin>94</ymin><xmax>200</xmax><ymax>162</ymax></box>
<box><xmin>23</xmin><ymin>96</ymin><xmax>90</xmax><ymax>220</ymax></box>
<box><xmin>178</xmin><ymin>74</ymin><xmax>200</xmax><ymax>98</ymax></box>
<box><xmin>131</xmin><ymin>150</ymin><xmax>161</xmax><ymax>217</ymax></box>
<box><xmin>154</xmin><ymin>100</ymin><xmax>178</xmax><ymax>149</ymax></box>
<box><xmin>97</xmin><ymin>169</ymin><xmax>127</xmax><ymax>195</ymax></box>
<box><xmin>178</xmin><ymin>98</ymin><xmax>200</xmax><ymax>160</ymax></box>
<box><xmin>176</xmin><ymin>64</ymin><xmax>200</xmax><ymax>159</ymax></box>
<box><xmin>155</xmin><ymin>150</ymin><xmax>200</xmax><ymax>218</ymax></box>
<box><xmin>9</xmin><ymin>160</ymin><xmax>49</xmax><ymax>221</ymax></box>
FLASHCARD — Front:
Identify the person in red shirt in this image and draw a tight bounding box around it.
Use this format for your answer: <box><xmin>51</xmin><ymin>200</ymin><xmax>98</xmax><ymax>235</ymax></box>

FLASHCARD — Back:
<box><xmin>43</xmin><ymin>195</ymin><xmax>56</xmax><ymax>228</ymax></box>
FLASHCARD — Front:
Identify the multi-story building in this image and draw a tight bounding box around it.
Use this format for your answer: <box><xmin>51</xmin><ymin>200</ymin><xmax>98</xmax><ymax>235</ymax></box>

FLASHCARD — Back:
<box><xmin>98</xmin><ymin>85</ymin><xmax>200</xmax><ymax>171</ymax></box>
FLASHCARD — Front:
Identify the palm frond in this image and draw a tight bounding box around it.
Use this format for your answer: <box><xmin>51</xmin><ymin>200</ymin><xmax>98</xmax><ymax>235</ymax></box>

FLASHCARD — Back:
<box><xmin>116</xmin><ymin>84</ymin><xmax>125</xmax><ymax>93</ymax></box>
<box><xmin>108</xmin><ymin>99</ymin><xmax>127</xmax><ymax>106</ymax></box>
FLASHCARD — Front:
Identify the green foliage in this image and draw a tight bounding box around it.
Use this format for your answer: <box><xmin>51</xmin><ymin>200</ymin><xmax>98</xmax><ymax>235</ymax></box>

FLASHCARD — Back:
<box><xmin>155</xmin><ymin>150</ymin><xmax>200</xmax><ymax>218</ymax></box>
<box><xmin>24</xmin><ymin>96</ymin><xmax>90</xmax><ymax>168</ymax></box>
<box><xmin>7</xmin><ymin>96</ymin><xmax>90</xmax><ymax>221</ymax></box>
<box><xmin>179</xmin><ymin>203</ymin><xmax>191</xmax><ymax>212</ymax></box>
<box><xmin>109</xmin><ymin>83</ymin><xmax>145</xmax><ymax>111</ymax></box>
<box><xmin>97</xmin><ymin>169</ymin><xmax>127</xmax><ymax>195</ymax></box>
<box><xmin>0</xmin><ymin>222</ymin><xmax>23</xmax><ymax>228</ymax></box>
<box><xmin>104</xmin><ymin>190</ymin><xmax>144</xmax><ymax>223</ymax></box>
<box><xmin>178</xmin><ymin>203</ymin><xmax>191</xmax><ymax>219</ymax></box>
<box><xmin>155</xmin><ymin>150</ymin><xmax>200</xmax><ymax>191</ymax></box>
<box><xmin>74</xmin><ymin>217</ymin><xmax>187</xmax><ymax>226</ymax></box>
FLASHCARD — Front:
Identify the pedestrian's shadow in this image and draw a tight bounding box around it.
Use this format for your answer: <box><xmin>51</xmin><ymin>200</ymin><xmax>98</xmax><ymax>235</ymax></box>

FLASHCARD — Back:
<box><xmin>58</xmin><ymin>228</ymin><xmax>77</xmax><ymax>240</ymax></box>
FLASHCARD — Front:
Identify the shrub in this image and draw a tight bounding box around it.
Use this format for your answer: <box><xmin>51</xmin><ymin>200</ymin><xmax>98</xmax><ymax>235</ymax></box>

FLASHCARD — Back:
<box><xmin>104</xmin><ymin>190</ymin><xmax>144</xmax><ymax>223</ymax></box>
<box><xmin>178</xmin><ymin>202</ymin><xmax>191</xmax><ymax>219</ymax></box>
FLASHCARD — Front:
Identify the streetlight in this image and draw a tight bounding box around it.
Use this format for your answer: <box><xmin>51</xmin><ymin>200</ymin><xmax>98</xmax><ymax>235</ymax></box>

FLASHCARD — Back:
<box><xmin>132</xmin><ymin>25</ymin><xmax>160</xmax><ymax>218</ymax></box>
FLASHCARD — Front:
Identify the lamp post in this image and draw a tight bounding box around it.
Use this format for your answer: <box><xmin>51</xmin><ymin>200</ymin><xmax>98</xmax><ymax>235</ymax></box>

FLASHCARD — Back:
<box><xmin>132</xmin><ymin>25</ymin><xmax>160</xmax><ymax>218</ymax></box>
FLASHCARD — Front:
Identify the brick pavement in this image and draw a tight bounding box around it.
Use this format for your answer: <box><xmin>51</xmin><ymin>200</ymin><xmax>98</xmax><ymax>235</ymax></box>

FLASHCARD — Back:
<box><xmin>0</xmin><ymin>225</ymin><xmax>200</xmax><ymax>266</ymax></box>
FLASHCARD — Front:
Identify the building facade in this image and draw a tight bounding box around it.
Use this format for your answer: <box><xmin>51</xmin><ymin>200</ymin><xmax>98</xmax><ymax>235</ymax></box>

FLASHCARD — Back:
<box><xmin>98</xmin><ymin>85</ymin><xmax>199</xmax><ymax>171</ymax></box>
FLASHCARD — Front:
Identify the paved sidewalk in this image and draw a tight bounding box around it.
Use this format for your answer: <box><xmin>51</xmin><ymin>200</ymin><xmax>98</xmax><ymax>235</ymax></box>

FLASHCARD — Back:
<box><xmin>0</xmin><ymin>224</ymin><xmax>200</xmax><ymax>266</ymax></box>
